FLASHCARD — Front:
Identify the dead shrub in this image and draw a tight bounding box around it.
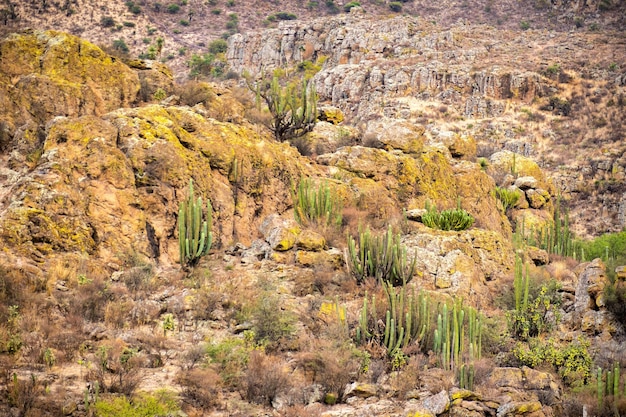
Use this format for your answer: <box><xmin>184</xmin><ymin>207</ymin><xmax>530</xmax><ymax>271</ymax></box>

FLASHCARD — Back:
<box><xmin>191</xmin><ymin>286</ymin><xmax>222</xmax><ymax>321</ymax></box>
<box><xmin>104</xmin><ymin>299</ymin><xmax>135</xmax><ymax>329</ymax></box>
<box><xmin>177</xmin><ymin>367</ymin><xmax>222</xmax><ymax>410</ymax></box>
<box><xmin>392</xmin><ymin>355</ymin><xmax>423</xmax><ymax>397</ymax></box>
<box><xmin>177</xmin><ymin>81</ymin><xmax>215</xmax><ymax>107</ymax></box>
<box><xmin>297</xmin><ymin>341</ymin><xmax>362</xmax><ymax>400</ymax></box>
<box><xmin>243</xmin><ymin>351</ymin><xmax>290</xmax><ymax>406</ymax></box>
<box><xmin>69</xmin><ymin>277</ymin><xmax>114</xmax><ymax>322</ymax></box>
<box><xmin>87</xmin><ymin>341</ymin><xmax>142</xmax><ymax>397</ymax></box>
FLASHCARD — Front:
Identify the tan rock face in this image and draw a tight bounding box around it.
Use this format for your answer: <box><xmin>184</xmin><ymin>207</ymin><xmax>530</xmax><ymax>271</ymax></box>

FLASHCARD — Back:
<box><xmin>0</xmin><ymin>30</ymin><xmax>139</xmax><ymax>133</ymax></box>
<box><xmin>0</xmin><ymin>102</ymin><xmax>316</xmax><ymax>267</ymax></box>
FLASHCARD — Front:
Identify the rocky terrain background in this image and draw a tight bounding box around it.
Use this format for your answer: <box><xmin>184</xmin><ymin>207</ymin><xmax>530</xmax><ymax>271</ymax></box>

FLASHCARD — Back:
<box><xmin>0</xmin><ymin>1</ymin><xmax>625</xmax><ymax>417</ymax></box>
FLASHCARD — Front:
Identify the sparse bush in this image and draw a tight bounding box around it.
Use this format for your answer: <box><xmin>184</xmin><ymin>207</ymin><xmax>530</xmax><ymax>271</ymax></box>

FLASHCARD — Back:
<box><xmin>272</xmin><ymin>11</ymin><xmax>297</xmax><ymax>20</ymax></box>
<box><xmin>177</xmin><ymin>81</ymin><xmax>215</xmax><ymax>106</ymax></box>
<box><xmin>243</xmin><ymin>351</ymin><xmax>290</xmax><ymax>405</ymax></box>
<box><xmin>344</xmin><ymin>1</ymin><xmax>360</xmax><ymax>12</ymax></box>
<box><xmin>100</xmin><ymin>16</ymin><xmax>115</xmax><ymax>27</ymax></box>
<box><xmin>251</xmin><ymin>293</ymin><xmax>297</xmax><ymax>348</ymax></box>
<box><xmin>206</xmin><ymin>336</ymin><xmax>251</xmax><ymax>388</ymax></box>
<box><xmin>208</xmin><ymin>38</ymin><xmax>228</xmax><ymax>54</ymax></box>
<box><xmin>177</xmin><ymin>368</ymin><xmax>222</xmax><ymax>408</ymax></box>
<box><xmin>112</xmin><ymin>39</ymin><xmax>129</xmax><ymax>54</ymax></box>
<box><xmin>421</xmin><ymin>199</ymin><xmax>474</xmax><ymax>231</ymax></box>
<box><xmin>389</xmin><ymin>1</ymin><xmax>403</xmax><ymax>12</ymax></box>
<box><xmin>520</xmin><ymin>20</ymin><xmax>530</xmax><ymax>30</ymax></box>
<box><xmin>211</xmin><ymin>8</ymin><xmax>221</xmax><ymax>14</ymax></box>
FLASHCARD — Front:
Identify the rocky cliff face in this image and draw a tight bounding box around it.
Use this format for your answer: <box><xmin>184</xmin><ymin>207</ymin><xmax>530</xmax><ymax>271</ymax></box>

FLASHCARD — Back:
<box><xmin>228</xmin><ymin>12</ymin><xmax>626</xmax><ymax>237</ymax></box>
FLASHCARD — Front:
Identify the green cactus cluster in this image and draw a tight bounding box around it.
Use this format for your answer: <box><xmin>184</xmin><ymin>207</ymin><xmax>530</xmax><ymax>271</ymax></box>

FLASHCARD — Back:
<box><xmin>433</xmin><ymin>298</ymin><xmax>483</xmax><ymax>370</ymax></box>
<box><xmin>293</xmin><ymin>177</ymin><xmax>342</xmax><ymax>228</ymax></box>
<box><xmin>356</xmin><ymin>283</ymin><xmax>483</xmax><ymax>370</ymax></box>
<box><xmin>421</xmin><ymin>199</ymin><xmax>474</xmax><ymax>231</ymax></box>
<box><xmin>347</xmin><ymin>226</ymin><xmax>417</xmax><ymax>287</ymax></box>
<box><xmin>458</xmin><ymin>363</ymin><xmax>475</xmax><ymax>390</ymax></box>
<box><xmin>597</xmin><ymin>364</ymin><xmax>623</xmax><ymax>408</ymax></box>
<box><xmin>178</xmin><ymin>179</ymin><xmax>213</xmax><ymax>268</ymax></box>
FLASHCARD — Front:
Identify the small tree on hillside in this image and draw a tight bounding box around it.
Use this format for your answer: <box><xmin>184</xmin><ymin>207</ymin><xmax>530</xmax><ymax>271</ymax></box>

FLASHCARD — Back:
<box><xmin>249</xmin><ymin>75</ymin><xmax>318</xmax><ymax>143</ymax></box>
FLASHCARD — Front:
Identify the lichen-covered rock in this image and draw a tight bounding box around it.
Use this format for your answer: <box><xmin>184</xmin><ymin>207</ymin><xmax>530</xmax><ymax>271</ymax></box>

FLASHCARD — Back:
<box><xmin>318</xmin><ymin>106</ymin><xmax>345</xmax><ymax>125</ymax></box>
<box><xmin>422</xmin><ymin>390</ymin><xmax>450</xmax><ymax>415</ymax></box>
<box><xmin>296</xmin><ymin>229</ymin><xmax>327</xmax><ymax>251</ymax></box>
<box><xmin>260</xmin><ymin>214</ymin><xmax>302</xmax><ymax>251</ymax></box>
<box><xmin>295</xmin><ymin>248</ymin><xmax>344</xmax><ymax>269</ymax></box>
<box><xmin>306</xmin><ymin>122</ymin><xmax>360</xmax><ymax>155</ymax></box>
<box><xmin>0</xmin><ymin>30</ymin><xmax>140</xmax><ymax>137</ymax></box>
<box><xmin>496</xmin><ymin>401</ymin><xmax>543</xmax><ymax>417</ymax></box>
<box><xmin>363</xmin><ymin>118</ymin><xmax>426</xmax><ymax>154</ymax></box>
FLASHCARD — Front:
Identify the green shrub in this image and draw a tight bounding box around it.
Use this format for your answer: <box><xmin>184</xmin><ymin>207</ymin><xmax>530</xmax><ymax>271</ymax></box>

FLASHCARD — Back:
<box><xmin>100</xmin><ymin>16</ymin><xmax>115</xmax><ymax>27</ymax></box>
<box><xmin>292</xmin><ymin>178</ymin><xmax>342</xmax><ymax>228</ymax></box>
<box><xmin>347</xmin><ymin>226</ymin><xmax>416</xmax><ymax>286</ymax></box>
<box><xmin>112</xmin><ymin>39</ymin><xmax>129</xmax><ymax>54</ymax></box>
<box><xmin>227</xmin><ymin>0</ymin><xmax>235</xmax><ymax>5</ymax></box>
<box><xmin>493</xmin><ymin>186</ymin><xmax>521</xmax><ymax>212</ymax></box>
<box><xmin>513</xmin><ymin>337</ymin><xmax>592</xmax><ymax>385</ymax></box>
<box><xmin>389</xmin><ymin>1</ymin><xmax>402</xmax><ymax>12</ymax></box>
<box><xmin>421</xmin><ymin>200</ymin><xmax>474</xmax><ymax>231</ymax></box>
<box><xmin>166</xmin><ymin>3</ymin><xmax>180</xmax><ymax>13</ymax></box>
<box><xmin>506</xmin><ymin>257</ymin><xmax>562</xmax><ymax>340</ymax></box>
<box><xmin>206</xmin><ymin>336</ymin><xmax>251</xmax><ymax>388</ymax></box>
<box><xmin>343</xmin><ymin>1</ymin><xmax>360</xmax><ymax>12</ymax></box>
<box><xmin>94</xmin><ymin>390</ymin><xmax>179</xmax><ymax>417</ymax></box>
<box><xmin>179</xmin><ymin>19</ymin><xmax>189</xmax><ymax>26</ymax></box>
<box><xmin>520</xmin><ymin>20</ymin><xmax>530</xmax><ymax>30</ymax></box>
<box><xmin>188</xmin><ymin>53</ymin><xmax>225</xmax><ymax>78</ymax></box>
<box><xmin>251</xmin><ymin>293</ymin><xmax>297</xmax><ymax>348</ymax></box>
<box><xmin>123</xmin><ymin>21</ymin><xmax>135</xmax><ymax>27</ymax></box>
<box><xmin>273</xmin><ymin>12</ymin><xmax>297</xmax><ymax>20</ymax></box>
<box><xmin>208</xmin><ymin>39</ymin><xmax>228</xmax><ymax>54</ymax></box>
<box><xmin>211</xmin><ymin>8</ymin><xmax>221</xmax><ymax>14</ymax></box>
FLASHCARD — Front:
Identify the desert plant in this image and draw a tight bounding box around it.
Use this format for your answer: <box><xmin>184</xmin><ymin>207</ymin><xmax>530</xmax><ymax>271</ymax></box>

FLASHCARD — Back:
<box><xmin>292</xmin><ymin>177</ymin><xmax>342</xmax><ymax>228</ymax></box>
<box><xmin>208</xmin><ymin>39</ymin><xmax>228</xmax><ymax>54</ymax></box>
<box><xmin>389</xmin><ymin>1</ymin><xmax>402</xmax><ymax>11</ymax></box>
<box><xmin>178</xmin><ymin>179</ymin><xmax>213</xmax><ymax>268</ymax></box>
<box><xmin>421</xmin><ymin>199</ymin><xmax>474</xmax><ymax>231</ymax></box>
<box><xmin>243</xmin><ymin>351</ymin><xmax>290</xmax><ymax>405</ymax></box>
<box><xmin>166</xmin><ymin>3</ymin><xmax>180</xmax><ymax>13</ymax></box>
<box><xmin>494</xmin><ymin>186</ymin><xmax>521</xmax><ymax>212</ymax></box>
<box><xmin>507</xmin><ymin>257</ymin><xmax>562</xmax><ymax>340</ymax></box>
<box><xmin>251</xmin><ymin>293</ymin><xmax>297</xmax><ymax>348</ymax></box>
<box><xmin>347</xmin><ymin>226</ymin><xmax>417</xmax><ymax>286</ymax></box>
<box><xmin>343</xmin><ymin>1</ymin><xmax>360</xmax><ymax>12</ymax></box>
<box><xmin>513</xmin><ymin>337</ymin><xmax>592</xmax><ymax>386</ymax></box>
<box><xmin>93</xmin><ymin>390</ymin><xmax>180</xmax><ymax>417</ymax></box>
<box><xmin>357</xmin><ymin>286</ymin><xmax>483</xmax><ymax>368</ymax></box>
<box><xmin>249</xmin><ymin>74</ymin><xmax>317</xmax><ymax>143</ymax></box>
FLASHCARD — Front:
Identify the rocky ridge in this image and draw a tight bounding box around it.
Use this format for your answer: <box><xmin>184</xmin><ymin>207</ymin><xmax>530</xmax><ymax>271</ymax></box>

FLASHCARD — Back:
<box><xmin>227</xmin><ymin>10</ymin><xmax>626</xmax><ymax>238</ymax></box>
<box><xmin>0</xmin><ymin>25</ymin><xmax>625</xmax><ymax>417</ymax></box>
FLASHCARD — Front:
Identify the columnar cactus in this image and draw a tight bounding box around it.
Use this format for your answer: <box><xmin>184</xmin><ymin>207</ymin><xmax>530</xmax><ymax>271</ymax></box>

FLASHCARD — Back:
<box><xmin>178</xmin><ymin>179</ymin><xmax>213</xmax><ymax>268</ymax></box>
